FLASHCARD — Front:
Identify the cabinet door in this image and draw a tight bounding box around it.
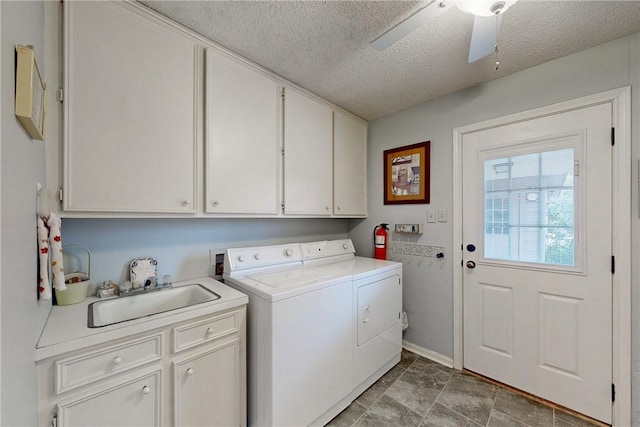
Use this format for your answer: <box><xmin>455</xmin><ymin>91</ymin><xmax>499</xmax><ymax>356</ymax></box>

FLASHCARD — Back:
<box><xmin>334</xmin><ymin>111</ymin><xmax>367</xmax><ymax>216</ymax></box>
<box><xmin>57</xmin><ymin>369</ymin><xmax>161</xmax><ymax>427</ymax></box>
<box><xmin>283</xmin><ymin>88</ymin><xmax>333</xmax><ymax>215</ymax></box>
<box><xmin>174</xmin><ymin>339</ymin><xmax>241</xmax><ymax>427</ymax></box>
<box><xmin>205</xmin><ymin>49</ymin><xmax>280</xmax><ymax>214</ymax></box>
<box><xmin>64</xmin><ymin>2</ymin><xmax>198</xmax><ymax>213</ymax></box>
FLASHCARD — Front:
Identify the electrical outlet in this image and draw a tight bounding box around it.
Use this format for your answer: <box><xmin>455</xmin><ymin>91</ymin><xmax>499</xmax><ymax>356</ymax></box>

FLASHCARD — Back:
<box><xmin>209</xmin><ymin>249</ymin><xmax>226</xmax><ymax>280</ymax></box>
<box><xmin>438</xmin><ymin>209</ymin><xmax>447</xmax><ymax>222</ymax></box>
<box><xmin>427</xmin><ymin>210</ymin><xmax>436</xmax><ymax>223</ymax></box>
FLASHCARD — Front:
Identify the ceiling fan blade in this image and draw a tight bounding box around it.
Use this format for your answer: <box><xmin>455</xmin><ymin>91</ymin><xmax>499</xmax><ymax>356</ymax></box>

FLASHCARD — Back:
<box><xmin>371</xmin><ymin>1</ymin><xmax>451</xmax><ymax>51</ymax></box>
<box><xmin>468</xmin><ymin>14</ymin><xmax>501</xmax><ymax>63</ymax></box>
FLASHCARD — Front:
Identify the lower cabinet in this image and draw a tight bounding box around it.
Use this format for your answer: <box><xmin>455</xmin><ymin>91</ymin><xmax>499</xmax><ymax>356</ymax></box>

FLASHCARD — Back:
<box><xmin>174</xmin><ymin>339</ymin><xmax>241</xmax><ymax>426</ymax></box>
<box><xmin>37</xmin><ymin>307</ymin><xmax>246</xmax><ymax>427</ymax></box>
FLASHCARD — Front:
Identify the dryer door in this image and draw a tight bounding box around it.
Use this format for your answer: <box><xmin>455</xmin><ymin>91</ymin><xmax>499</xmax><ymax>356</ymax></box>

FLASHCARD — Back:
<box><xmin>357</xmin><ymin>275</ymin><xmax>400</xmax><ymax>345</ymax></box>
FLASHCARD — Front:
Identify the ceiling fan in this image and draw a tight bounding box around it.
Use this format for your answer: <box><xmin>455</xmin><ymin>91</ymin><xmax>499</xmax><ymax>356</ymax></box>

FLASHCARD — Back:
<box><xmin>371</xmin><ymin>0</ymin><xmax>518</xmax><ymax>64</ymax></box>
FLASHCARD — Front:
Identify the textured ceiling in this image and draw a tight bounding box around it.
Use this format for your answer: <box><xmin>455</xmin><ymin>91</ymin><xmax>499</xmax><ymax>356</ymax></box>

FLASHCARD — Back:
<box><xmin>138</xmin><ymin>0</ymin><xmax>640</xmax><ymax>120</ymax></box>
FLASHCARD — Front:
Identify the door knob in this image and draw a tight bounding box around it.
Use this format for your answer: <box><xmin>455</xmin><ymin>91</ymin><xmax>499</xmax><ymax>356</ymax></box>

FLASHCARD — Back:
<box><xmin>466</xmin><ymin>260</ymin><xmax>476</xmax><ymax>269</ymax></box>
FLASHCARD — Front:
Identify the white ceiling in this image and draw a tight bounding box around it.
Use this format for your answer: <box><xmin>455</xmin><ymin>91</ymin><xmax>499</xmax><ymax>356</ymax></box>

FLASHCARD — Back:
<box><xmin>138</xmin><ymin>0</ymin><xmax>640</xmax><ymax>120</ymax></box>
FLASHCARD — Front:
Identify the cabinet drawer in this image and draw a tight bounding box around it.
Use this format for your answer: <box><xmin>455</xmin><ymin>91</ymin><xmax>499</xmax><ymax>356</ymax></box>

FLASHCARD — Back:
<box><xmin>55</xmin><ymin>333</ymin><xmax>162</xmax><ymax>395</ymax></box>
<box><xmin>173</xmin><ymin>310</ymin><xmax>240</xmax><ymax>353</ymax></box>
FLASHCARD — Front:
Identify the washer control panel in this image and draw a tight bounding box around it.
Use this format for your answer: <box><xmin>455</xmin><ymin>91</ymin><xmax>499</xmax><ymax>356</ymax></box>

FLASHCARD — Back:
<box><xmin>225</xmin><ymin>243</ymin><xmax>303</xmax><ymax>274</ymax></box>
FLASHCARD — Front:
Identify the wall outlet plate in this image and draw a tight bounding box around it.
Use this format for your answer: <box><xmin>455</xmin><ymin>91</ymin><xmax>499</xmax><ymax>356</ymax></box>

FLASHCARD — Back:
<box><xmin>427</xmin><ymin>210</ymin><xmax>436</xmax><ymax>223</ymax></box>
<box><xmin>438</xmin><ymin>209</ymin><xmax>447</xmax><ymax>222</ymax></box>
<box><xmin>209</xmin><ymin>249</ymin><xmax>226</xmax><ymax>280</ymax></box>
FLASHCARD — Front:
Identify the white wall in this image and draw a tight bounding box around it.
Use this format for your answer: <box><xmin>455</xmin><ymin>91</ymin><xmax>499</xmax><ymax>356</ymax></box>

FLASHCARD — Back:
<box><xmin>348</xmin><ymin>32</ymin><xmax>640</xmax><ymax>422</ymax></box>
<box><xmin>61</xmin><ymin>218</ymin><xmax>350</xmax><ymax>289</ymax></box>
<box><xmin>1</xmin><ymin>1</ymin><xmax>50</xmax><ymax>425</ymax></box>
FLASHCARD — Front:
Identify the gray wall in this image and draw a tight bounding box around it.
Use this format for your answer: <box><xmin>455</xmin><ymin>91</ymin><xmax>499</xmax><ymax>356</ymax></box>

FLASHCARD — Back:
<box><xmin>1</xmin><ymin>1</ymin><xmax>50</xmax><ymax>425</ymax></box>
<box><xmin>348</xmin><ymin>33</ymin><xmax>640</xmax><ymax>421</ymax></box>
<box><xmin>62</xmin><ymin>218</ymin><xmax>349</xmax><ymax>287</ymax></box>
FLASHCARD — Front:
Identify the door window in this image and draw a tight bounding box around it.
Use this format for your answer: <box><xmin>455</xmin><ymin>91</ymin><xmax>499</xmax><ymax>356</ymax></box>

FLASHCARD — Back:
<box><xmin>483</xmin><ymin>148</ymin><xmax>575</xmax><ymax>266</ymax></box>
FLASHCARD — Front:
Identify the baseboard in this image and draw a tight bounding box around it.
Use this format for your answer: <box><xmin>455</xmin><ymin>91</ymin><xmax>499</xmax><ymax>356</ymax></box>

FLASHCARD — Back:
<box><xmin>402</xmin><ymin>340</ymin><xmax>454</xmax><ymax>368</ymax></box>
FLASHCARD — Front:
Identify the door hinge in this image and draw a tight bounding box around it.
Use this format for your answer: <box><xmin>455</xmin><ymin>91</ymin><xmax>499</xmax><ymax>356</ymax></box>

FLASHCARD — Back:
<box><xmin>281</xmin><ymin>201</ymin><xmax>285</xmax><ymax>212</ymax></box>
<box><xmin>281</xmin><ymin>88</ymin><xmax>285</xmax><ymax>100</ymax></box>
<box><xmin>57</xmin><ymin>88</ymin><xmax>64</xmax><ymax>103</ymax></box>
<box><xmin>281</xmin><ymin>147</ymin><xmax>285</xmax><ymax>155</ymax></box>
<box><xmin>611</xmin><ymin>255</ymin><xmax>615</xmax><ymax>274</ymax></box>
<box><xmin>611</xmin><ymin>127</ymin><xmax>615</xmax><ymax>146</ymax></box>
<box><xmin>612</xmin><ymin>383</ymin><xmax>616</xmax><ymax>402</ymax></box>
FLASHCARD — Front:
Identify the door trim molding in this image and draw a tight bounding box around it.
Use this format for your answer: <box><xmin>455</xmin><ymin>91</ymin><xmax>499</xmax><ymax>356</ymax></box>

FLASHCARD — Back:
<box><xmin>452</xmin><ymin>87</ymin><xmax>631</xmax><ymax>426</ymax></box>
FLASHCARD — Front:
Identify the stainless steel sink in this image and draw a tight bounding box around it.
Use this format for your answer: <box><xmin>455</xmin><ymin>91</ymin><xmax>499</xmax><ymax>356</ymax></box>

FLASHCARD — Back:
<box><xmin>88</xmin><ymin>284</ymin><xmax>221</xmax><ymax>328</ymax></box>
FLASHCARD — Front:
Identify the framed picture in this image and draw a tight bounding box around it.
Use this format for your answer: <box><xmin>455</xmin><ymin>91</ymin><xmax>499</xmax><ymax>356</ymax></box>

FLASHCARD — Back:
<box><xmin>15</xmin><ymin>45</ymin><xmax>46</xmax><ymax>140</ymax></box>
<box><xmin>384</xmin><ymin>141</ymin><xmax>430</xmax><ymax>204</ymax></box>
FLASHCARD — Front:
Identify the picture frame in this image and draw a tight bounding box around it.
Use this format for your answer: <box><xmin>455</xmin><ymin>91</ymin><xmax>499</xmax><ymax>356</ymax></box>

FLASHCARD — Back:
<box><xmin>383</xmin><ymin>141</ymin><xmax>430</xmax><ymax>204</ymax></box>
<box><xmin>15</xmin><ymin>45</ymin><xmax>46</xmax><ymax>140</ymax></box>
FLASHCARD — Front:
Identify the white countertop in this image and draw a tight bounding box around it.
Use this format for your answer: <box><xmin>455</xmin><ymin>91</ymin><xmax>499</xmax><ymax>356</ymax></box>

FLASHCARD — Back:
<box><xmin>36</xmin><ymin>277</ymin><xmax>248</xmax><ymax>361</ymax></box>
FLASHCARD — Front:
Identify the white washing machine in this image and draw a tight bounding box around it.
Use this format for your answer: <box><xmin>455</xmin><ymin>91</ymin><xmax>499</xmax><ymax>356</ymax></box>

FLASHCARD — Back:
<box><xmin>224</xmin><ymin>239</ymin><xmax>402</xmax><ymax>427</ymax></box>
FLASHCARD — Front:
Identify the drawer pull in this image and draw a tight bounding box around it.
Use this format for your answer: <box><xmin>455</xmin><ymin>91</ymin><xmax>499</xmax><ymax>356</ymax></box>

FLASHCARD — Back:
<box><xmin>363</xmin><ymin>305</ymin><xmax>370</xmax><ymax>323</ymax></box>
<box><xmin>186</xmin><ymin>368</ymin><xmax>194</xmax><ymax>376</ymax></box>
<box><xmin>112</xmin><ymin>356</ymin><xmax>122</xmax><ymax>365</ymax></box>
<box><xmin>142</xmin><ymin>385</ymin><xmax>151</xmax><ymax>394</ymax></box>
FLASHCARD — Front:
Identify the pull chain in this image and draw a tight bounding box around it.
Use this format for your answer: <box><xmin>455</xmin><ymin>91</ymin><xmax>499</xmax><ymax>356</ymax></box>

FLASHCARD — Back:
<box><xmin>494</xmin><ymin>14</ymin><xmax>500</xmax><ymax>71</ymax></box>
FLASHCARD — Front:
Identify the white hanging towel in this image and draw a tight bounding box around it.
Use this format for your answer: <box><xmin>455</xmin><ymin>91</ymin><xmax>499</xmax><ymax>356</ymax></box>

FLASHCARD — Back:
<box><xmin>47</xmin><ymin>212</ymin><xmax>66</xmax><ymax>292</ymax></box>
<box><xmin>37</xmin><ymin>216</ymin><xmax>52</xmax><ymax>300</ymax></box>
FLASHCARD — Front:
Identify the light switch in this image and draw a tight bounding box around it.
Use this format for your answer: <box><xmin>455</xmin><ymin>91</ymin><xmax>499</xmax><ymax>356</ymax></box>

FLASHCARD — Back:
<box><xmin>438</xmin><ymin>209</ymin><xmax>447</xmax><ymax>222</ymax></box>
<box><xmin>427</xmin><ymin>210</ymin><xmax>436</xmax><ymax>223</ymax></box>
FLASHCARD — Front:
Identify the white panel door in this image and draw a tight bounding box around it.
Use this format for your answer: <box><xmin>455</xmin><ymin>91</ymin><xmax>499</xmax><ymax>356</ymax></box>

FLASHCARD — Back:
<box><xmin>462</xmin><ymin>103</ymin><xmax>613</xmax><ymax>423</ymax></box>
<box><xmin>65</xmin><ymin>2</ymin><xmax>197</xmax><ymax>213</ymax></box>
<box><xmin>205</xmin><ymin>48</ymin><xmax>280</xmax><ymax>214</ymax></box>
<box><xmin>283</xmin><ymin>88</ymin><xmax>333</xmax><ymax>215</ymax></box>
<box><xmin>334</xmin><ymin>111</ymin><xmax>367</xmax><ymax>216</ymax></box>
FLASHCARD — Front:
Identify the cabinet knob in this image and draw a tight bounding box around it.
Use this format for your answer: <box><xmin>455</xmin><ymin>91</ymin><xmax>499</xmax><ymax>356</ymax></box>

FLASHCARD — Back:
<box><xmin>254</xmin><ymin>253</ymin><xmax>261</xmax><ymax>260</ymax></box>
<box><xmin>284</xmin><ymin>249</ymin><xmax>293</xmax><ymax>257</ymax></box>
<box><xmin>142</xmin><ymin>386</ymin><xmax>151</xmax><ymax>394</ymax></box>
<box><xmin>238</xmin><ymin>255</ymin><xmax>245</xmax><ymax>262</ymax></box>
<box><xmin>342</xmin><ymin>243</ymin><xmax>348</xmax><ymax>250</ymax></box>
<box><xmin>112</xmin><ymin>356</ymin><xmax>122</xmax><ymax>365</ymax></box>
<box><xmin>212</xmin><ymin>201</ymin><xmax>219</xmax><ymax>206</ymax></box>
<box><xmin>186</xmin><ymin>368</ymin><xmax>194</xmax><ymax>376</ymax></box>
<box><xmin>206</xmin><ymin>327</ymin><xmax>214</xmax><ymax>335</ymax></box>
<box><xmin>325</xmin><ymin>206</ymin><xmax>330</xmax><ymax>211</ymax></box>
<box><xmin>181</xmin><ymin>200</ymin><xmax>190</xmax><ymax>207</ymax></box>
<box><xmin>337</xmin><ymin>206</ymin><xmax>341</xmax><ymax>211</ymax></box>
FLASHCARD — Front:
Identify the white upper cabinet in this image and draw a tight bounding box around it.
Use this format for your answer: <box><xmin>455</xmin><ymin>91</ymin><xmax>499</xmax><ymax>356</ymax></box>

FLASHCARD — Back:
<box><xmin>333</xmin><ymin>111</ymin><xmax>367</xmax><ymax>217</ymax></box>
<box><xmin>205</xmin><ymin>49</ymin><xmax>280</xmax><ymax>215</ymax></box>
<box><xmin>283</xmin><ymin>88</ymin><xmax>333</xmax><ymax>216</ymax></box>
<box><xmin>64</xmin><ymin>2</ymin><xmax>198</xmax><ymax>213</ymax></box>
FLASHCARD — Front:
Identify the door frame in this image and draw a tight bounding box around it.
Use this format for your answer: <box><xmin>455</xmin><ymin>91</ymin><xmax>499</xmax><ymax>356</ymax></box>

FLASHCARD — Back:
<box><xmin>452</xmin><ymin>87</ymin><xmax>631</xmax><ymax>425</ymax></box>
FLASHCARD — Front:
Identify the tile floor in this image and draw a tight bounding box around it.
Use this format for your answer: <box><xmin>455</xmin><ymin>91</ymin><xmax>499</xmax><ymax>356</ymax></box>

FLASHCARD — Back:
<box><xmin>326</xmin><ymin>349</ymin><xmax>602</xmax><ymax>427</ymax></box>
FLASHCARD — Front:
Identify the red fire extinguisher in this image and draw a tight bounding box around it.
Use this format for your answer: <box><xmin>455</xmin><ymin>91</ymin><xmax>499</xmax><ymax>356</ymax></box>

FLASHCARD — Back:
<box><xmin>373</xmin><ymin>223</ymin><xmax>389</xmax><ymax>260</ymax></box>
